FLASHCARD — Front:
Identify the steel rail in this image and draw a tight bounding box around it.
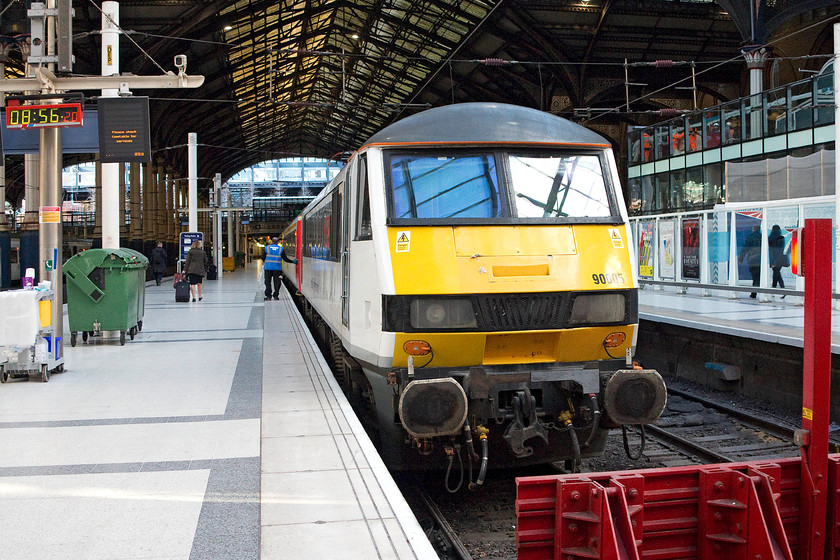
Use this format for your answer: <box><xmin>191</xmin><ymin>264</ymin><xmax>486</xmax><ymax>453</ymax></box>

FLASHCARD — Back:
<box><xmin>644</xmin><ymin>424</ymin><xmax>736</xmax><ymax>464</ymax></box>
<box><xmin>417</xmin><ymin>489</ymin><xmax>473</xmax><ymax>560</ymax></box>
<box><xmin>667</xmin><ymin>386</ymin><xmax>840</xmax><ymax>448</ymax></box>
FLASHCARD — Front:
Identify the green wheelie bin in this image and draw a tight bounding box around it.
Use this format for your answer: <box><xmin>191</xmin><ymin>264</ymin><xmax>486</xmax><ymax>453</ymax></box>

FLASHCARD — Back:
<box><xmin>63</xmin><ymin>248</ymin><xmax>149</xmax><ymax>347</ymax></box>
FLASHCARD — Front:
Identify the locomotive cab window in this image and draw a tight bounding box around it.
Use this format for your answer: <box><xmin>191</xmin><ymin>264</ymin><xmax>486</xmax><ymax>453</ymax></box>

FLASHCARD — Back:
<box><xmin>508</xmin><ymin>154</ymin><xmax>612</xmax><ymax>218</ymax></box>
<box><xmin>384</xmin><ymin>149</ymin><xmax>617</xmax><ymax>223</ymax></box>
<box><xmin>388</xmin><ymin>152</ymin><xmax>502</xmax><ymax>219</ymax></box>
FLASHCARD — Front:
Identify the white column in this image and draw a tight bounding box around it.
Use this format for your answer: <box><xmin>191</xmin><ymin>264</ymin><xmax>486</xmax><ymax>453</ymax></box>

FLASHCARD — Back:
<box><xmin>213</xmin><ymin>173</ymin><xmax>223</xmax><ymax>278</ymax></box>
<box><xmin>188</xmin><ymin>133</ymin><xmax>197</xmax><ymax>231</ymax></box>
<box><xmin>227</xmin><ymin>209</ymin><xmax>234</xmax><ymax>258</ymax></box>
<box><xmin>101</xmin><ymin>0</ymin><xmax>120</xmax><ymax>249</ymax></box>
<box><xmin>742</xmin><ymin>46</ymin><xmax>768</xmax><ymax>141</ymax></box>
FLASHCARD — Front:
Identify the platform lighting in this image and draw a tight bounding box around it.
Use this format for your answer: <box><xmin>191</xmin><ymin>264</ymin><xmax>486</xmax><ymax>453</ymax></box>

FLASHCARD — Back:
<box><xmin>351</xmin><ymin>34</ymin><xmax>359</xmax><ymax>39</ymax></box>
<box><xmin>224</xmin><ymin>25</ymin><xmax>233</xmax><ymax>31</ymax></box>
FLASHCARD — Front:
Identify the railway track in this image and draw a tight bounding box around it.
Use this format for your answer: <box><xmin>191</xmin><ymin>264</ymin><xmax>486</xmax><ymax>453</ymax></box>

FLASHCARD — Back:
<box><xmin>400</xmin><ymin>483</ymin><xmax>474</xmax><ymax>560</ymax></box>
<box><xmin>417</xmin><ymin>490</ymin><xmax>473</xmax><ymax>560</ymax></box>
<box><xmin>638</xmin><ymin>384</ymin><xmax>840</xmax><ymax>467</ymax></box>
<box><xmin>397</xmin><ymin>382</ymin><xmax>836</xmax><ymax>560</ymax></box>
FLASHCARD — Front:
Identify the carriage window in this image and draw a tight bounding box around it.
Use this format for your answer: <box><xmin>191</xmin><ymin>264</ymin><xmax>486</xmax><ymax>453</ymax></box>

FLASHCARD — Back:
<box><xmin>508</xmin><ymin>154</ymin><xmax>612</xmax><ymax>218</ymax></box>
<box><xmin>388</xmin><ymin>153</ymin><xmax>501</xmax><ymax>219</ymax></box>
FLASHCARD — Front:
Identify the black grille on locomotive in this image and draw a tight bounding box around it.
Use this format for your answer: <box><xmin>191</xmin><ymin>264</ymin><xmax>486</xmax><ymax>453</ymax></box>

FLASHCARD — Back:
<box><xmin>382</xmin><ymin>290</ymin><xmax>637</xmax><ymax>333</ymax></box>
<box><xmin>474</xmin><ymin>293</ymin><xmax>567</xmax><ymax>331</ymax></box>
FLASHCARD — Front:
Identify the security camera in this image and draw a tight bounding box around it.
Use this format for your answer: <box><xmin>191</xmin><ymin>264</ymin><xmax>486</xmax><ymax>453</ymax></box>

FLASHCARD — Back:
<box><xmin>174</xmin><ymin>55</ymin><xmax>187</xmax><ymax>72</ymax></box>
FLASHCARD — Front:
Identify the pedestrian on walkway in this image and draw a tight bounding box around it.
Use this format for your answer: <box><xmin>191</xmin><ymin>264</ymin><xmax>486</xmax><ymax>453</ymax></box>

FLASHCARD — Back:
<box><xmin>768</xmin><ymin>224</ymin><xmax>789</xmax><ymax>295</ymax></box>
<box><xmin>151</xmin><ymin>242</ymin><xmax>167</xmax><ymax>286</ymax></box>
<box><xmin>184</xmin><ymin>241</ymin><xmax>208</xmax><ymax>302</ymax></box>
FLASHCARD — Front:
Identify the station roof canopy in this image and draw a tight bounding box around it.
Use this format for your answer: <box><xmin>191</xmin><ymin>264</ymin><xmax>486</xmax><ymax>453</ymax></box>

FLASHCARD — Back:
<box><xmin>2</xmin><ymin>0</ymin><xmax>838</xmax><ymax>190</ymax></box>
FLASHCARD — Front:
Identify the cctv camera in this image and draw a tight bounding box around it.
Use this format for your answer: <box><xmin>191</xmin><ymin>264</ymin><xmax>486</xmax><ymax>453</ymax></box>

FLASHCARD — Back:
<box><xmin>174</xmin><ymin>55</ymin><xmax>187</xmax><ymax>71</ymax></box>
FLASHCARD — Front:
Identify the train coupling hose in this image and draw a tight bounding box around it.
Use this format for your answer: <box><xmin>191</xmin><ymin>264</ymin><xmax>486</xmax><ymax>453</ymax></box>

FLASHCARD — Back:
<box><xmin>444</xmin><ymin>443</ymin><xmax>466</xmax><ymax>494</ymax></box>
<box><xmin>468</xmin><ymin>426</ymin><xmax>489</xmax><ymax>491</ymax></box>
<box><xmin>583</xmin><ymin>394</ymin><xmax>601</xmax><ymax>449</ymax></box>
<box><xmin>559</xmin><ymin>411</ymin><xmax>581</xmax><ymax>473</ymax></box>
<box><xmin>464</xmin><ymin>424</ymin><xmax>479</xmax><ymax>463</ymax></box>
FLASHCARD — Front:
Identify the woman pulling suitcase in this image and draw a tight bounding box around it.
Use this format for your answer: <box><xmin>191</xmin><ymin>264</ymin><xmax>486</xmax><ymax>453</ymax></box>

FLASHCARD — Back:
<box><xmin>183</xmin><ymin>241</ymin><xmax>209</xmax><ymax>302</ymax></box>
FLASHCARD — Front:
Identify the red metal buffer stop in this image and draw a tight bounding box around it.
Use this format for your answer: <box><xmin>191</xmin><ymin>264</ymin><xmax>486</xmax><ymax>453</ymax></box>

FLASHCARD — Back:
<box><xmin>515</xmin><ymin>219</ymin><xmax>836</xmax><ymax>560</ymax></box>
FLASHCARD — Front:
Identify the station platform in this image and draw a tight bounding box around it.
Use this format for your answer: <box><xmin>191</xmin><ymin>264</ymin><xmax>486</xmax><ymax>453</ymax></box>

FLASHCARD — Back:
<box><xmin>0</xmin><ymin>266</ymin><xmax>436</xmax><ymax>560</ymax></box>
<box><xmin>638</xmin><ymin>287</ymin><xmax>840</xmax><ymax>353</ymax></box>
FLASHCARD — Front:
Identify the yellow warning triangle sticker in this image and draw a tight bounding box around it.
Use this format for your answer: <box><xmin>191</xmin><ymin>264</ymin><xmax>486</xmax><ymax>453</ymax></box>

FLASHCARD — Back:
<box><xmin>397</xmin><ymin>233</ymin><xmax>409</xmax><ymax>243</ymax></box>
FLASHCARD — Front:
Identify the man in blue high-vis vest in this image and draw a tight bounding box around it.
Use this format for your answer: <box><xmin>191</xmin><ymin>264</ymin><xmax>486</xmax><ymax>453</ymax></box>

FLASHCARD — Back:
<box><xmin>263</xmin><ymin>237</ymin><xmax>296</xmax><ymax>300</ymax></box>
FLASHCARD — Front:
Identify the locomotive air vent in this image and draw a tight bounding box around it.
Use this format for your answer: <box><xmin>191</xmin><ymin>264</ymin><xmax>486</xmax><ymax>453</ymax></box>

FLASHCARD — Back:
<box><xmin>398</xmin><ymin>378</ymin><xmax>468</xmax><ymax>438</ymax></box>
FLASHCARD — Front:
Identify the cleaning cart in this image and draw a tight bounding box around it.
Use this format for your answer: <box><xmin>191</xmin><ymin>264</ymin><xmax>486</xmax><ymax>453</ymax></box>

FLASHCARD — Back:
<box><xmin>0</xmin><ymin>288</ymin><xmax>64</xmax><ymax>383</ymax></box>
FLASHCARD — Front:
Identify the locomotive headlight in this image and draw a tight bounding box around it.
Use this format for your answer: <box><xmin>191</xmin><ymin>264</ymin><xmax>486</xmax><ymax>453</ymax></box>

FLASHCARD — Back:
<box><xmin>568</xmin><ymin>293</ymin><xmax>626</xmax><ymax>325</ymax></box>
<box><xmin>410</xmin><ymin>299</ymin><xmax>477</xmax><ymax>329</ymax></box>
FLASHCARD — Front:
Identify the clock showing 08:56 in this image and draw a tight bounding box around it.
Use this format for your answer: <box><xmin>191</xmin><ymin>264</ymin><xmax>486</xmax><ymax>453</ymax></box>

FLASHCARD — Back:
<box><xmin>5</xmin><ymin>102</ymin><xmax>84</xmax><ymax>129</ymax></box>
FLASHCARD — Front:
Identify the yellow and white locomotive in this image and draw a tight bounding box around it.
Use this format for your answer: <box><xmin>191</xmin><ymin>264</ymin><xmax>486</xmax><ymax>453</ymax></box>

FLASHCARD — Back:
<box><xmin>283</xmin><ymin>103</ymin><xmax>665</xmax><ymax>479</ymax></box>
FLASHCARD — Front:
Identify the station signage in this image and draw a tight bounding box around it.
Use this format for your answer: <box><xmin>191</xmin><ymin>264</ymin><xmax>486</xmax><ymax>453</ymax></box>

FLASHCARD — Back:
<box><xmin>97</xmin><ymin>96</ymin><xmax>151</xmax><ymax>163</ymax></box>
<box><xmin>180</xmin><ymin>232</ymin><xmax>203</xmax><ymax>261</ymax></box>
<box><xmin>39</xmin><ymin>206</ymin><xmax>61</xmax><ymax>224</ymax></box>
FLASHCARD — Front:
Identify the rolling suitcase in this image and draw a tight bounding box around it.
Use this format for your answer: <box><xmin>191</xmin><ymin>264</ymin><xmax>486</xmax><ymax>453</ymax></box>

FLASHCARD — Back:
<box><xmin>207</xmin><ymin>264</ymin><xmax>217</xmax><ymax>280</ymax></box>
<box><xmin>175</xmin><ymin>280</ymin><xmax>190</xmax><ymax>302</ymax></box>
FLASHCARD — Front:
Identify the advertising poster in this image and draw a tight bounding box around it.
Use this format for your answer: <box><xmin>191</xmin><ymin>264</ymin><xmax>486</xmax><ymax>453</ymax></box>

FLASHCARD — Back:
<box><xmin>735</xmin><ymin>211</ymin><xmax>763</xmax><ymax>284</ymax></box>
<box><xmin>638</xmin><ymin>221</ymin><xmax>655</xmax><ymax>278</ymax></box>
<box><xmin>659</xmin><ymin>220</ymin><xmax>675</xmax><ymax>279</ymax></box>
<box><xmin>681</xmin><ymin>217</ymin><xmax>700</xmax><ymax>279</ymax></box>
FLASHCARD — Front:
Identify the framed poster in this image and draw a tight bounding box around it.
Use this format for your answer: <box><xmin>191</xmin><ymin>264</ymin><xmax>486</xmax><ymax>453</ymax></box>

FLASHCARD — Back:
<box><xmin>638</xmin><ymin>221</ymin><xmax>655</xmax><ymax>278</ymax></box>
<box><xmin>681</xmin><ymin>216</ymin><xmax>700</xmax><ymax>279</ymax></box>
<box><xmin>659</xmin><ymin>219</ymin><xmax>675</xmax><ymax>279</ymax></box>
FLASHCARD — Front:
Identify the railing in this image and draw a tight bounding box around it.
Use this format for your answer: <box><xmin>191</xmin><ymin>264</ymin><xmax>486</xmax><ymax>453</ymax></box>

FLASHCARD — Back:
<box><xmin>628</xmin><ymin>69</ymin><xmax>834</xmax><ymax>165</ymax></box>
<box><xmin>627</xmin><ymin>196</ymin><xmax>840</xmax><ymax>298</ymax></box>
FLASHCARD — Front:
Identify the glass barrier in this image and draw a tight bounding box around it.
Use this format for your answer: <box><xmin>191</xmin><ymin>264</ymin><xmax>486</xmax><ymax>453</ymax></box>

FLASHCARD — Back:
<box><xmin>627</xmin><ymin>70</ymin><xmax>834</xmax><ymax>161</ymax></box>
<box><xmin>628</xmin><ymin>200</ymin><xmax>840</xmax><ymax>294</ymax></box>
<box><xmin>789</xmin><ymin>79</ymin><xmax>815</xmax><ymax>133</ymax></box>
<box><xmin>687</xmin><ymin>115</ymin><xmax>703</xmax><ymax>153</ymax></box>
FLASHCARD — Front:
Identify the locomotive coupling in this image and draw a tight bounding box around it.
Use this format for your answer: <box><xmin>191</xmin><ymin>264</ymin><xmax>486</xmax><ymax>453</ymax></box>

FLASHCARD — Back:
<box><xmin>503</xmin><ymin>387</ymin><xmax>549</xmax><ymax>458</ymax></box>
<box><xmin>602</xmin><ymin>368</ymin><xmax>667</xmax><ymax>426</ymax></box>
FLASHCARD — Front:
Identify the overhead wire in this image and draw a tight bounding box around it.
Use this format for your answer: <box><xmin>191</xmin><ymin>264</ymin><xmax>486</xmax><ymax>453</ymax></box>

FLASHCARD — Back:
<box><xmin>582</xmin><ymin>11</ymin><xmax>840</xmax><ymax>124</ymax></box>
<box><xmin>0</xmin><ymin>0</ymin><xmax>21</xmax><ymax>20</ymax></box>
<box><xmin>86</xmin><ymin>0</ymin><xmax>168</xmax><ymax>75</ymax></box>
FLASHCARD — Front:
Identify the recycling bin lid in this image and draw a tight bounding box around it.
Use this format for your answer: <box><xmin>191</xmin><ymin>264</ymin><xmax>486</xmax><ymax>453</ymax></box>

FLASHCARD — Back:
<box><xmin>64</xmin><ymin>247</ymin><xmax>149</xmax><ymax>277</ymax></box>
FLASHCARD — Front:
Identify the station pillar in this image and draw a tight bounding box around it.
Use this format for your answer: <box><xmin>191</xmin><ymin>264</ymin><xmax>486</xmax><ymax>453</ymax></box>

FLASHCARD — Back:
<box><xmin>119</xmin><ymin>163</ymin><xmax>127</xmax><ymax>247</ymax></box>
<box><xmin>92</xmin><ymin>158</ymin><xmax>102</xmax><ymax>248</ymax></box>
<box><xmin>142</xmin><ymin>162</ymin><xmax>154</xmax><ymax>257</ymax></box>
<box><xmin>19</xmin><ymin>154</ymin><xmax>40</xmax><ymax>282</ymax></box>
<box><xmin>129</xmin><ymin>162</ymin><xmax>142</xmax><ymax>252</ymax></box>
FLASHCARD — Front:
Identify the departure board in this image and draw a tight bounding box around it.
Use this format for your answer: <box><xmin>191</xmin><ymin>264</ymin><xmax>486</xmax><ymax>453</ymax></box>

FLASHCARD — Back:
<box><xmin>97</xmin><ymin>96</ymin><xmax>151</xmax><ymax>163</ymax></box>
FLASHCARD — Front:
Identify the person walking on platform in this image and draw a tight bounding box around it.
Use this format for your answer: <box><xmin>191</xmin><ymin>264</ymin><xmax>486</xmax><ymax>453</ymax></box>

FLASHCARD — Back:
<box><xmin>768</xmin><ymin>224</ymin><xmax>788</xmax><ymax>295</ymax></box>
<box><xmin>263</xmin><ymin>237</ymin><xmax>296</xmax><ymax>300</ymax></box>
<box><xmin>739</xmin><ymin>225</ymin><xmax>762</xmax><ymax>298</ymax></box>
<box><xmin>151</xmin><ymin>242</ymin><xmax>168</xmax><ymax>286</ymax></box>
<box><xmin>184</xmin><ymin>241</ymin><xmax>208</xmax><ymax>302</ymax></box>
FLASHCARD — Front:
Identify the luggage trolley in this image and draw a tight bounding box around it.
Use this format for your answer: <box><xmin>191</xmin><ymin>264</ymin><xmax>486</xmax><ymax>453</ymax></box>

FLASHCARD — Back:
<box><xmin>0</xmin><ymin>289</ymin><xmax>64</xmax><ymax>383</ymax></box>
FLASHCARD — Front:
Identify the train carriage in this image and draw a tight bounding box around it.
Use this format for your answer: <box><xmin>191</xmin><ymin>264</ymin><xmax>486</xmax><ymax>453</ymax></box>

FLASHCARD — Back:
<box><xmin>282</xmin><ymin>103</ymin><xmax>666</xmax><ymax>479</ymax></box>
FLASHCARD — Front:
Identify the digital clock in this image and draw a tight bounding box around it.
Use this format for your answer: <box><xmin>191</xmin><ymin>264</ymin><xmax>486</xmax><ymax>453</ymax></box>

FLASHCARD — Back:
<box><xmin>5</xmin><ymin>102</ymin><xmax>84</xmax><ymax>129</ymax></box>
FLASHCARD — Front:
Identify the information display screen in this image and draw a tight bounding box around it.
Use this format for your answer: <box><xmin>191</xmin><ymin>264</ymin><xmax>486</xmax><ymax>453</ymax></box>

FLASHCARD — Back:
<box><xmin>97</xmin><ymin>96</ymin><xmax>151</xmax><ymax>163</ymax></box>
<box><xmin>5</xmin><ymin>103</ymin><xmax>84</xmax><ymax>129</ymax></box>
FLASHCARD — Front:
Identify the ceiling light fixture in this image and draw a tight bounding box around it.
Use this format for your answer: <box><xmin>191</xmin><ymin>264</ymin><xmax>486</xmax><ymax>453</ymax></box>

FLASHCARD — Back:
<box><xmin>351</xmin><ymin>34</ymin><xmax>359</xmax><ymax>39</ymax></box>
<box><xmin>224</xmin><ymin>25</ymin><xmax>233</xmax><ymax>31</ymax></box>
